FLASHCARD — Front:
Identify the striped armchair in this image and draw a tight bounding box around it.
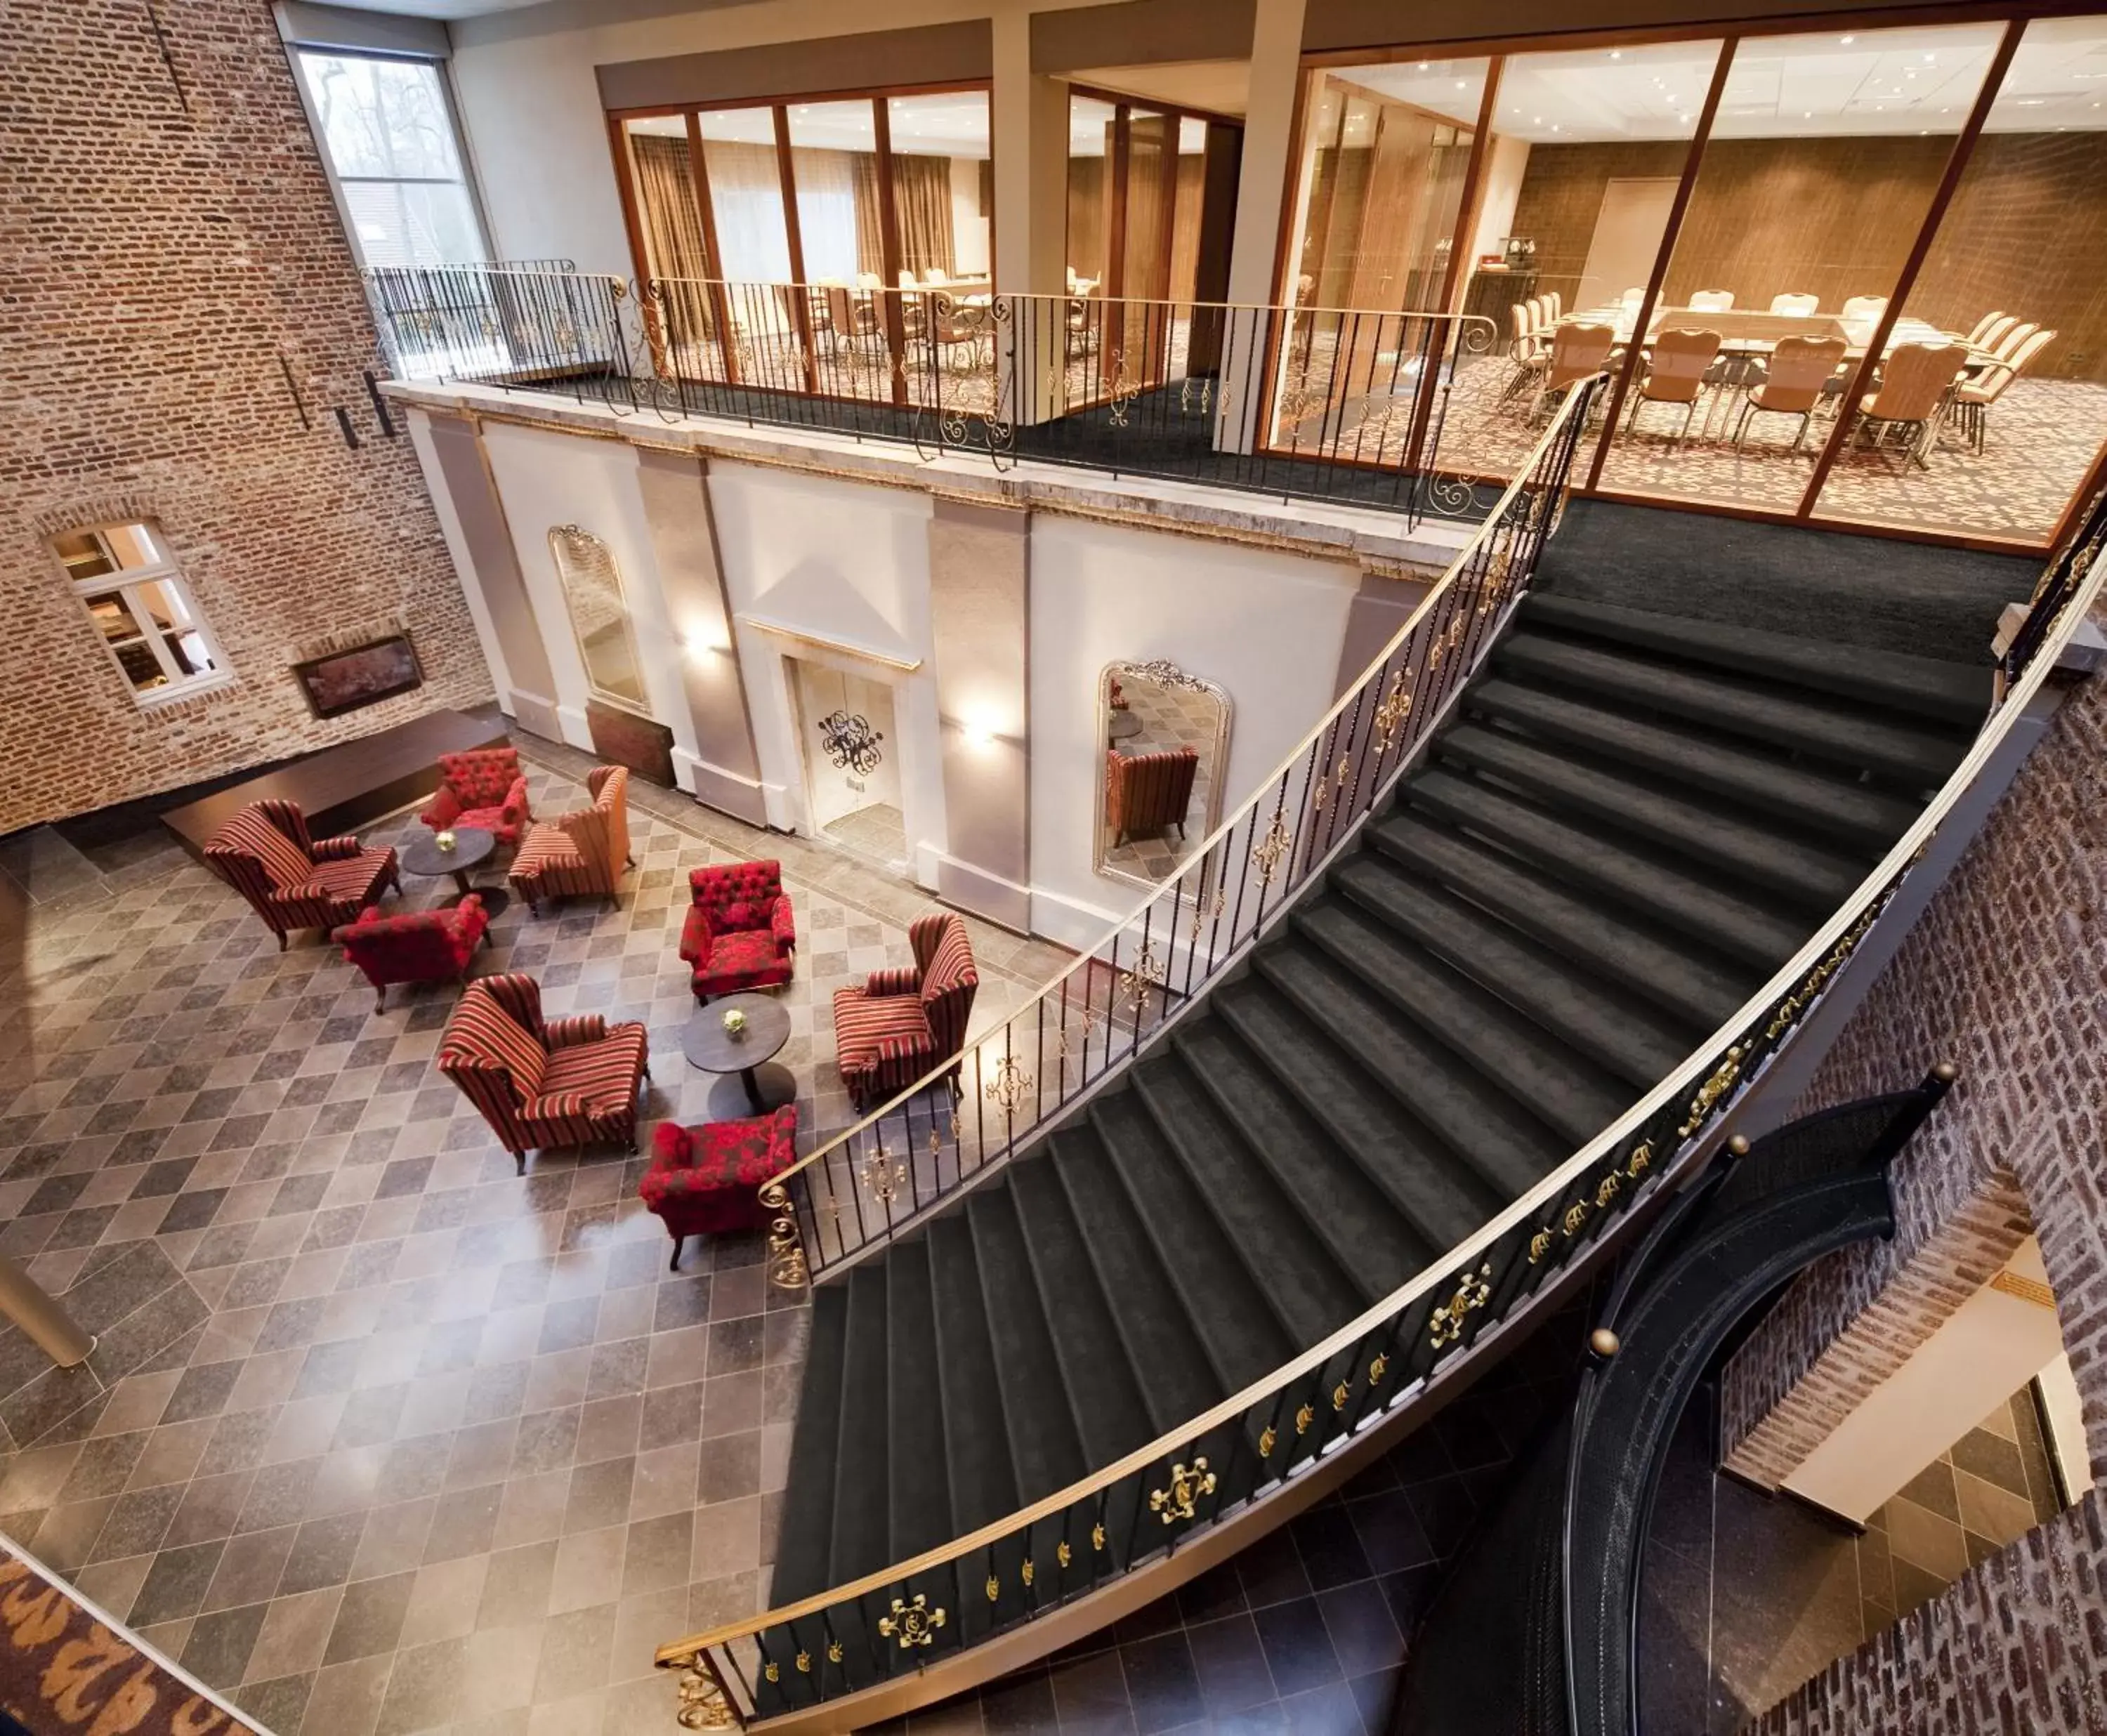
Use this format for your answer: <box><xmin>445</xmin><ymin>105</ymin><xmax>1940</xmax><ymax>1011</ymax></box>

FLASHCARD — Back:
<box><xmin>832</xmin><ymin>912</ymin><xmax>978</xmax><ymax>1111</ymax></box>
<box><xmin>437</xmin><ymin>973</ymin><xmax>650</xmax><ymax>1174</ymax></box>
<box><xmin>508</xmin><ymin>765</ymin><xmax>632</xmax><ymax>915</ymax></box>
<box><xmin>1106</xmin><ymin>747</ymin><xmax>1199</xmax><ymax>847</ymax></box>
<box><xmin>203</xmin><ymin>799</ymin><xmax>400</xmax><ymax>949</ymax></box>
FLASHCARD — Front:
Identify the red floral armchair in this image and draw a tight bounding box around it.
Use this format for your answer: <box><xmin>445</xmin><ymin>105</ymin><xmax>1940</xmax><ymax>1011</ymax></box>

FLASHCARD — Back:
<box><xmin>203</xmin><ymin>800</ymin><xmax>399</xmax><ymax>949</ymax></box>
<box><xmin>832</xmin><ymin>912</ymin><xmax>978</xmax><ymax>1111</ymax></box>
<box><xmin>678</xmin><ymin>860</ymin><xmax>796</xmax><ymax>1001</ymax></box>
<box><xmin>421</xmin><ymin>747</ymin><xmax>532</xmax><ymax>846</ymax></box>
<box><xmin>437</xmin><ymin>973</ymin><xmax>650</xmax><ymax>1173</ymax></box>
<box><xmin>336</xmin><ymin>895</ymin><xmax>490</xmax><ymax>1013</ymax></box>
<box><xmin>638</xmin><ymin>1106</ymin><xmax>799</xmax><ymax>1270</ymax></box>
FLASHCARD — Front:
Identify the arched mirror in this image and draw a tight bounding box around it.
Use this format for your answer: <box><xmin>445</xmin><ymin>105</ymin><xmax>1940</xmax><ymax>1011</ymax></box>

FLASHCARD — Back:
<box><xmin>1094</xmin><ymin>658</ymin><xmax>1232</xmax><ymax>889</ymax></box>
<box><xmin>548</xmin><ymin>525</ymin><xmax>649</xmax><ymax>714</ymax></box>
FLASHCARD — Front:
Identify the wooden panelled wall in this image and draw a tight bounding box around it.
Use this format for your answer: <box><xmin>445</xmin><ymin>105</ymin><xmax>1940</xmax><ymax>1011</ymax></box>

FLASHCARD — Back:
<box><xmin>1506</xmin><ymin>131</ymin><xmax>2107</xmax><ymax>381</ymax></box>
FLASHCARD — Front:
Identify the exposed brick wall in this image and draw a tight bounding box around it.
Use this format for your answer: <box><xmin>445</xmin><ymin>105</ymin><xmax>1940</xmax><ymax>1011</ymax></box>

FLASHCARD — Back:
<box><xmin>0</xmin><ymin>1</ymin><xmax>492</xmax><ymax>834</ymax></box>
<box><xmin>1719</xmin><ymin>666</ymin><xmax>2107</xmax><ymax>1732</ymax></box>
<box><xmin>1744</xmin><ymin>1487</ymin><xmax>2107</xmax><ymax>1736</ymax></box>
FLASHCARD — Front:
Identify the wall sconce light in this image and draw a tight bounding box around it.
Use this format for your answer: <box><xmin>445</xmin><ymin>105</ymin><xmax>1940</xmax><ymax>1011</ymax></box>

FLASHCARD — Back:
<box><xmin>956</xmin><ymin>712</ymin><xmax>1000</xmax><ymax>749</ymax></box>
<box><xmin>683</xmin><ymin>622</ymin><xmax>731</xmax><ymax>659</ymax></box>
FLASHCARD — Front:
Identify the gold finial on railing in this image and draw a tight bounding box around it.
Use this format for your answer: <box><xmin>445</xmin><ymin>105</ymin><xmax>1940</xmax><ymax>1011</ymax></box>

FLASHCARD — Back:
<box><xmin>1148</xmin><ymin>1458</ymin><xmax>1217</xmax><ymax>1525</ymax></box>
<box><xmin>878</xmin><ymin>1594</ymin><xmax>946</xmax><ymax>1648</ymax></box>
<box><xmin>671</xmin><ymin>1654</ymin><xmax>737</xmax><ymax>1729</ymax></box>
<box><xmin>760</xmin><ymin>1181</ymin><xmax>808</xmax><ymax>1293</ymax></box>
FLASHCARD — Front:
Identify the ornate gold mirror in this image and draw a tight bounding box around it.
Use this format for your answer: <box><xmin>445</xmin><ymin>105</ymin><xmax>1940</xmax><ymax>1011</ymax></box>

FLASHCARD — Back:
<box><xmin>1094</xmin><ymin>659</ymin><xmax>1232</xmax><ymax>890</ymax></box>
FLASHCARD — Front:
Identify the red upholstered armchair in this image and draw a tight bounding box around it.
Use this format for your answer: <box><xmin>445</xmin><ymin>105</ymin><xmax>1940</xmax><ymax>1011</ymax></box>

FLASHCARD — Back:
<box><xmin>1106</xmin><ymin>747</ymin><xmax>1200</xmax><ymax>846</ymax></box>
<box><xmin>421</xmin><ymin>747</ymin><xmax>532</xmax><ymax>846</ymax></box>
<box><xmin>204</xmin><ymin>800</ymin><xmax>400</xmax><ymax>949</ymax></box>
<box><xmin>336</xmin><ymin>895</ymin><xmax>490</xmax><ymax>1013</ymax></box>
<box><xmin>832</xmin><ymin>912</ymin><xmax>978</xmax><ymax>1111</ymax></box>
<box><xmin>638</xmin><ymin>1107</ymin><xmax>799</xmax><ymax>1270</ymax></box>
<box><xmin>437</xmin><ymin>973</ymin><xmax>650</xmax><ymax>1173</ymax></box>
<box><xmin>678</xmin><ymin>860</ymin><xmax>796</xmax><ymax>1001</ymax></box>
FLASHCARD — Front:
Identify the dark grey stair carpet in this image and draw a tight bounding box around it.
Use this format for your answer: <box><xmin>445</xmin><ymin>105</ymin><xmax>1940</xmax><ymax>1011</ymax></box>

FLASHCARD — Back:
<box><xmin>757</xmin><ymin>519</ymin><xmax>1991</xmax><ymax>1712</ymax></box>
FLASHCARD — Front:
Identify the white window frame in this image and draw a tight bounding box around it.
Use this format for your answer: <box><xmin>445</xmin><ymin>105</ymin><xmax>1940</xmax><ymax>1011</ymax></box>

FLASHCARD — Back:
<box><xmin>57</xmin><ymin>524</ymin><xmax>234</xmax><ymax>709</ymax></box>
<box><xmin>287</xmin><ymin>44</ymin><xmax>492</xmax><ymax>271</ymax></box>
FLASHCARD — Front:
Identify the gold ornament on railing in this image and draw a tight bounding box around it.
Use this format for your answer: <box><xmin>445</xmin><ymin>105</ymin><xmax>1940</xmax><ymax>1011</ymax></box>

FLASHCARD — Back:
<box><xmin>1259</xmin><ymin>1425</ymin><xmax>1278</xmax><ymax>1456</ymax></box>
<box><xmin>759</xmin><ymin>1180</ymin><xmax>808</xmax><ymax>1292</ymax></box>
<box><xmin>1020</xmin><ymin>1560</ymin><xmax>1035</xmax><ymax>1586</ymax></box>
<box><xmin>1188</xmin><ymin>888</ymin><xmax>1226</xmax><ymax>944</ymax></box>
<box><xmin>1149</xmin><ymin>1457</ymin><xmax>1217</xmax><ymax>1524</ymax></box>
<box><xmin>860</xmin><ymin>1142</ymin><xmax>906</xmax><ymax>1206</ymax></box>
<box><xmin>827</xmin><ymin>1641</ymin><xmax>843</xmax><ymax>1664</ymax></box>
<box><xmin>1330</xmin><ymin>1380</ymin><xmax>1351</xmax><ymax>1412</ymax></box>
<box><xmin>672</xmin><ymin>1656</ymin><xmax>737</xmax><ymax>1730</ymax></box>
<box><xmin>1106</xmin><ymin>358</ymin><xmax>1141</xmax><ymax>427</ymax></box>
<box><xmin>1251</xmin><ymin>814</ymin><xmax>1294</xmax><ymax>886</ymax></box>
<box><xmin>1091</xmin><ymin>1523</ymin><xmax>1106</xmax><ymax>1551</ymax></box>
<box><xmin>1677</xmin><ymin>1044</ymin><xmax>1745</xmax><ymax>1138</ymax></box>
<box><xmin>1294</xmin><ymin>1402</ymin><xmax>1315</xmax><ymax>1436</ymax></box>
<box><xmin>1428</xmin><ymin>1261</ymin><xmax>1494</xmax><ymax>1350</ymax></box>
<box><xmin>1529</xmin><ymin>1228</ymin><xmax>1556</xmax><ymax>1265</ymax></box>
<box><xmin>984</xmin><ymin>1051</ymin><xmax>1034</xmax><ymax>1114</ymax></box>
<box><xmin>1369</xmin><ymin>1353</ymin><xmax>1389</xmax><ymax>1386</ymax></box>
<box><xmin>986</xmin><ymin>1575</ymin><xmax>999</xmax><ymax>1602</ymax></box>
<box><xmin>1120</xmin><ymin>944</ymin><xmax>1165</xmax><ymax>1018</ymax></box>
<box><xmin>1057</xmin><ymin>1540</ymin><xmax>1072</xmax><ymax>1567</ymax></box>
<box><xmin>878</xmin><ymin>1593</ymin><xmax>947</xmax><ymax>1649</ymax></box>
<box><xmin>1371</xmin><ymin>671</ymin><xmax>1412</xmax><ymax>754</ymax></box>
<box><xmin>1625</xmin><ymin>1141</ymin><xmax>1654</xmax><ymax>1182</ymax></box>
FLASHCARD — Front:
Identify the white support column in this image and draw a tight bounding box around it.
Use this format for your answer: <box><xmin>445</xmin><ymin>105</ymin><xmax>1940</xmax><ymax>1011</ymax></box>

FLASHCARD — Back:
<box><xmin>1217</xmin><ymin>0</ymin><xmax>1308</xmax><ymax>455</ymax></box>
<box><xmin>992</xmin><ymin>9</ymin><xmax>1071</xmax><ymax>427</ymax></box>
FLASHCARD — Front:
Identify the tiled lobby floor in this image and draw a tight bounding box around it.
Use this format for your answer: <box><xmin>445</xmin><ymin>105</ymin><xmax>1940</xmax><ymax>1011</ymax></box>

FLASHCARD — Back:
<box><xmin>0</xmin><ymin>737</ymin><xmax>1065</xmax><ymax>1736</ymax></box>
<box><xmin>1640</xmin><ymin>1383</ymin><xmax>2070</xmax><ymax>1732</ymax></box>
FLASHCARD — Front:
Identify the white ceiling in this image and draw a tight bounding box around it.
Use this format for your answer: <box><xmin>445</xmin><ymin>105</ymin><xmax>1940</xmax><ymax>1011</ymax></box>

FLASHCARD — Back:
<box><xmin>1067</xmin><ymin>58</ymin><xmax>1250</xmax><ymax>119</ymax></box>
<box><xmin>318</xmin><ymin>0</ymin><xmax>544</xmax><ymax>15</ymax></box>
<box><xmin>1335</xmin><ymin>20</ymin><xmax>2107</xmax><ymax>146</ymax></box>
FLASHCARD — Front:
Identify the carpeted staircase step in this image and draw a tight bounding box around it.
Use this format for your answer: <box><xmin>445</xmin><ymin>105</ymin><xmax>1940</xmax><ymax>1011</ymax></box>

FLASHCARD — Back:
<box><xmin>928</xmin><ymin>1214</ymin><xmax>1020</xmax><ymax>1532</ymax></box>
<box><xmin>1010</xmin><ymin>1155</ymin><xmax>1157</xmax><ymax>1468</ymax></box>
<box><xmin>1049</xmin><ymin>1132</ymin><xmax>1227</xmax><ymax>1433</ymax></box>
<box><xmin>1434</xmin><ymin>725</ymin><xmax>1869</xmax><ymax>911</ymax></box>
<box><xmin>1231</xmin><ymin>959</ymin><xmax>1568</xmax><ymax>1199</ymax></box>
<box><xmin>1464</xmin><ymin>678</ymin><xmax>1924</xmax><ymax>853</ymax></box>
<box><xmin>1088</xmin><ymin>1091</ymin><xmax>1296</xmax><ymax>1388</ymax></box>
<box><xmin>1400</xmin><ymin>770</ymin><xmax>1809</xmax><ymax>970</ymax></box>
<box><xmin>1495</xmin><ymin>633</ymin><xmax>1971</xmax><ymax>786</ymax></box>
<box><xmin>1131</xmin><ymin>1051</ymin><xmax>1371</xmax><ymax>1329</ymax></box>
<box><xmin>1518</xmin><ymin>592</ymin><xmax>1994</xmax><ymax>726</ymax></box>
<box><xmin>830</xmin><ymin>1264</ymin><xmax>892</xmax><ymax>1583</ymax></box>
<box><xmin>1327</xmin><ymin>854</ymin><xmax>1694</xmax><ymax>1089</ymax></box>
<box><xmin>886</xmin><ymin>1239</ymin><xmax>952</xmax><ymax>1562</ymax></box>
<box><xmin>1365</xmin><ymin>813</ymin><xmax>1755</xmax><ymax>1035</ymax></box>
<box><xmin>769</xmin><ymin>1282</ymin><xmax>851</xmax><ymax>1605</ymax></box>
<box><xmin>970</xmin><ymin>1186</ymin><xmax>1087</xmax><ymax>1502</ymax></box>
<box><xmin>1172</xmin><ymin>1020</ymin><xmax>1442</xmax><ymax>1294</ymax></box>
<box><xmin>1292</xmin><ymin>899</ymin><xmax>1636</xmax><ymax>1147</ymax></box>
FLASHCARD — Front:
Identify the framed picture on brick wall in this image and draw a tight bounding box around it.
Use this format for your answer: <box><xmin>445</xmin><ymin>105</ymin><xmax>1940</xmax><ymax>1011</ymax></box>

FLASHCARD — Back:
<box><xmin>292</xmin><ymin>634</ymin><xmax>424</xmax><ymax>718</ymax></box>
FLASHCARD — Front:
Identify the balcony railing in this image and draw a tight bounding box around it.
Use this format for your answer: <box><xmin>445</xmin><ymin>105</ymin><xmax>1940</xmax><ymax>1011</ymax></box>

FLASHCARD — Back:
<box><xmin>650</xmin><ymin>421</ymin><xmax>2105</xmax><ymax>1726</ymax></box>
<box><xmin>367</xmin><ymin>264</ymin><xmax>1508</xmax><ymax>529</ymax></box>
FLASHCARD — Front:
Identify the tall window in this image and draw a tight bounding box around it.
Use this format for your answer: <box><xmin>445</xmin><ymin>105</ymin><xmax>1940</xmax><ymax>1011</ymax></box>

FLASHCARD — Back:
<box><xmin>55</xmin><ymin>523</ymin><xmax>229</xmax><ymax>706</ymax></box>
<box><xmin>295</xmin><ymin>51</ymin><xmax>486</xmax><ymax>268</ymax></box>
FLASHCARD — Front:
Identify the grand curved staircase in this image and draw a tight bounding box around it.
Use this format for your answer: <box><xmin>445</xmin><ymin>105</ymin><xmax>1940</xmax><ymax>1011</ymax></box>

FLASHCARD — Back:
<box><xmin>655</xmin><ymin>392</ymin><xmax>2103</xmax><ymax>1730</ymax></box>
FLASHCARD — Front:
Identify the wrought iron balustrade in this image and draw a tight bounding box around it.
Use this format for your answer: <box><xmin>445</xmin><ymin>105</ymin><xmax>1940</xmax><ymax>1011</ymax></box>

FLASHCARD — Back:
<box><xmin>364</xmin><ymin>263</ymin><xmax>635</xmax><ymax>401</ymax></box>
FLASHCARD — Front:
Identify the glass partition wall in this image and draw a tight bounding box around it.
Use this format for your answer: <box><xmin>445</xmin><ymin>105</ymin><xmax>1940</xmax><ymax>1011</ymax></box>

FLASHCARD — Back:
<box><xmin>1292</xmin><ymin>12</ymin><xmax>2107</xmax><ymax>547</ymax></box>
<box><xmin>613</xmin><ymin>84</ymin><xmax>991</xmax><ymax>407</ymax></box>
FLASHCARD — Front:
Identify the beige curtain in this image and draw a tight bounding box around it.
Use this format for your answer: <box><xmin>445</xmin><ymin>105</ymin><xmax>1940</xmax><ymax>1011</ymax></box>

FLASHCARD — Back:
<box><xmin>629</xmin><ymin>136</ymin><xmax>710</xmax><ymax>281</ymax></box>
<box><xmin>850</xmin><ymin>156</ymin><xmax>887</xmax><ymax>278</ymax></box>
<box><xmin>891</xmin><ymin>155</ymin><xmax>956</xmax><ymax>277</ymax></box>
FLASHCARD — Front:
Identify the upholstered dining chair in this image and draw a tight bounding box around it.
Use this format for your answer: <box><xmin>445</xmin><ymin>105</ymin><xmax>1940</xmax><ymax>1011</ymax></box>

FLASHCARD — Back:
<box><xmin>1688</xmin><ymin>289</ymin><xmax>1734</xmax><ymax>312</ymax></box>
<box><xmin>1543</xmin><ymin>291</ymin><xmax>1564</xmax><ymax>322</ymax></box>
<box><xmin>1624</xmin><ymin>327</ymin><xmax>1721</xmax><ymax>445</ymax></box>
<box><xmin>421</xmin><ymin>746</ymin><xmax>532</xmax><ymax>847</ymax></box>
<box><xmin>438</xmin><ymin>972</ymin><xmax>650</xmax><ymax>1174</ymax></box>
<box><xmin>1951</xmin><ymin>328</ymin><xmax>2055</xmax><ymax>454</ymax></box>
<box><xmin>832</xmin><ymin>912</ymin><xmax>979</xmax><ymax>1112</ymax></box>
<box><xmin>1504</xmin><ymin>302</ymin><xmax>1550</xmax><ymax>403</ymax></box>
<box><xmin>1530</xmin><ymin>322</ymin><xmax>1617</xmax><ymax>420</ymax></box>
<box><xmin>508</xmin><ymin>765</ymin><xmax>631</xmax><ymax>915</ymax></box>
<box><xmin>1768</xmin><ymin>293</ymin><xmax>1820</xmax><ymax>317</ymax></box>
<box><xmin>204</xmin><ymin>800</ymin><xmax>399</xmax><ymax>949</ymax></box>
<box><xmin>1964</xmin><ymin>310</ymin><xmax>2009</xmax><ymax>348</ymax></box>
<box><xmin>1990</xmin><ymin>320</ymin><xmax>2040</xmax><ymax>364</ymax></box>
<box><xmin>1841</xmin><ymin>296</ymin><xmax>1890</xmax><ymax>324</ymax></box>
<box><xmin>1851</xmin><ymin>341</ymin><xmax>1964</xmax><ymax>467</ymax></box>
<box><xmin>1732</xmin><ymin>334</ymin><xmax>1848</xmax><ymax>453</ymax></box>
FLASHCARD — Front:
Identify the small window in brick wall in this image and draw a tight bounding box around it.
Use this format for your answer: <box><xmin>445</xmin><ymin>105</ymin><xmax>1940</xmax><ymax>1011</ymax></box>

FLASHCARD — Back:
<box><xmin>53</xmin><ymin>522</ymin><xmax>232</xmax><ymax>707</ymax></box>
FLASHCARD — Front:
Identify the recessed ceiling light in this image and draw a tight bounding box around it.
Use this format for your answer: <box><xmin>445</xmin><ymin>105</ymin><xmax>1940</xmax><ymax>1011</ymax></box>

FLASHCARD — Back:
<box><xmin>1418</xmin><ymin>61</ymin><xmax>1430</xmax><ymax>70</ymax></box>
<box><xmin>1455</xmin><ymin>79</ymin><xmax>1467</xmax><ymax>88</ymax></box>
<box><xmin>1609</xmin><ymin>50</ymin><xmax>1622</xmax><ymax>58</ymax></box>
<box><xmin>1840</xmin><ymin>34</ymin><xmax>1856</xmax><ymax>44</ymax></box>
